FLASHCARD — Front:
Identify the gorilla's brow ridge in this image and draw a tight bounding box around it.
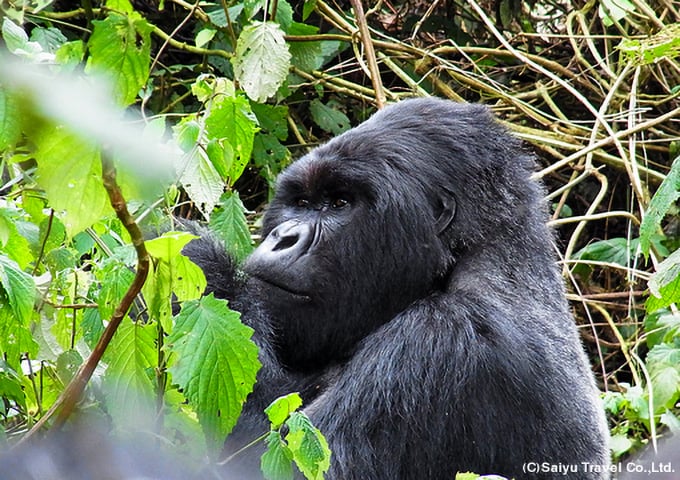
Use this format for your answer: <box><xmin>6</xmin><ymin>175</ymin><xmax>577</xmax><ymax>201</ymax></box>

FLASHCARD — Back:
<box><xmin>279</xmin><ymin>159</ymin><xmax>375</xmax><ymax>202</ymax></box>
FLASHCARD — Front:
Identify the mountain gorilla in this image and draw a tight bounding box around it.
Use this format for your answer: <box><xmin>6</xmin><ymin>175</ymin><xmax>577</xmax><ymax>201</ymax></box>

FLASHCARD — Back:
<box><xmin>183</xmin><ymin>98</ymin><xmax>610</xmax><ymax>479</ymax></box>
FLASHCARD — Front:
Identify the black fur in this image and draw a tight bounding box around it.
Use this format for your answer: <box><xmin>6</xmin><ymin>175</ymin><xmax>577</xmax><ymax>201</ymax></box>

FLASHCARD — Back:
<box><xmin>182</xmin><ymin>98</ymin><xmax>610</xmax><ymax>479</ymax></box>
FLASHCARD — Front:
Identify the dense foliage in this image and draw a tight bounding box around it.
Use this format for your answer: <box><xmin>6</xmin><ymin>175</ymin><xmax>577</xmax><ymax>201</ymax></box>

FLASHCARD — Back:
<box><xmin>0</xmin><ymin>0</ymin><xmax>679</xmax><ymax>477</ymax></box>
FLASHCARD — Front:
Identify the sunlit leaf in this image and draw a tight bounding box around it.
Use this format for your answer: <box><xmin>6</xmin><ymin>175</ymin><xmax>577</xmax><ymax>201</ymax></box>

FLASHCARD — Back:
<box><xmin>640</xmin><ymin>155</ymin><xmax>680</xmax><ymax>256</ymax></box>
<box><xmin>646</xmin><ymin>249</ymin><xmax>680</xmax><ymax>313</ymax></box>
<box><xmin>103</xmin><ymin>320</ymin><xmax>157</xmax><ymax>424</ymax></box>
<box><xmin>168</xmin><ymin>294</ymin><xmax>260</xmax><ymax>453</ymax></box>
<box><xmin>34</xmin><ymin>126</ymin><xmax>111</xmax><ymax>237</ymax></box>
<box><xmin>262</xmin><ymin>431</ymin><xmax>294</xmax><ymax>480</ymax></box>
<box><xmin>0</xmin><ymin>254</ymin><xmax>38</xmax><ymax>367</ymax></box>
<box><xmin>0</xmin><ymin>87</ymin><xmax>21</xmax><ymax>149</ymax></box>
<box><xmin>210</xmin><ymin>192</ymin><xmax>253</xmax><ymax>262</ymax></box>
<box><xmin>0</xmin><ymin>254</ymin><xmax>36</xmax><ymax>328</ymax></box>
<box><xmin>204</xmin><ymin>95</ymin><xmax>258</xmax><ymax>184</ymax></box>
<box><xmin>286</xmin><ymin>412</ymin><xmax>331</xmax><ymax>480</ymax></box>
<box><xmin>85</xmin><ymin>13</ymin><xmax>152</xmax><ymax>106</ymax></box>
<box><xmin>265</xmin><ymin>392</ymin><xmax>303</xmax><ymax>429</ymax></box>
<box><xmin>144</xmin><ymin>232</ymin><xmax>206</xmax><ymax>331</ymax></box>
<box><xmin>599</xmin><ymin>0</ymin><xmax>634</xmax><ymax>27</ymax></box>
<box><xmin>232</xmin><ymin>21</ymin><xmax>291</xmax><ymax>102</ymax></box>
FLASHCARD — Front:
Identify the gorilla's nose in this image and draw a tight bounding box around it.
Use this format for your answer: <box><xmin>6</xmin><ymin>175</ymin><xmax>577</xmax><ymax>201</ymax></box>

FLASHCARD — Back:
<box><xmin>258</xmin><ymin>220</ymin><xmax>314</xmax><ymax>263</ymax></box>
<box><xmin>271</xmin><ymin>221</ymin><xmax>310</xmax><ymax>251</ymax></box>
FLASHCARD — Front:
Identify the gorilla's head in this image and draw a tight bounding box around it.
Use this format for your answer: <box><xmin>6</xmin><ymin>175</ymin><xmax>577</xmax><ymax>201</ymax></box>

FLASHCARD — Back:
<box><xmin>244</xmin><ymin>98</ymin><xmax>543</xmax><ymax>370</ymax></box>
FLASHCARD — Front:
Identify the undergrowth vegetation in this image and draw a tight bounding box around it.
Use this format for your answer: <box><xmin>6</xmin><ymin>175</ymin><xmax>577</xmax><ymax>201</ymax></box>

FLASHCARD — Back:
<box><xmin>0</xmin><ymin>0</ymin><xmax>679</xmax><ymax>477</ymax></box>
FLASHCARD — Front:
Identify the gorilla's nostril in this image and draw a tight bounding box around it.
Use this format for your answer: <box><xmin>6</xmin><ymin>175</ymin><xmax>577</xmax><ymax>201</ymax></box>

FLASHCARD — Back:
<box><xmin>273</xmin><ymin>234</ymin><xmax>299</xmax><ymax>251</ymax></box>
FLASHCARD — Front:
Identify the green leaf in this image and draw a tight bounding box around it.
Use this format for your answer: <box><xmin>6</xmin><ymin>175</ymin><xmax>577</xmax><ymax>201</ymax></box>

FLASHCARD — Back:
<box><xmin>196</xmin><ymin>28</ymin><xmax>217</xmax><ymax>48</ymax></box>
<box><xmin>660</xmin><ymin>410</ymin><xmax>680</xmax><ymax>434</ymax></box>
<box><xmin>232</xmin><ymin>21</ymin><xmax>291</xmax><ymax>103</ymax></box>
<box><xmin>55</xmin><ymin>40</ymin><xmax>86</xmax><ymax>71</ymax></box>
<box><xmin>207</xmin><ymin>4</ymin><xmax>244</xmax><ymax>28</ymax></box>
<box><xmin>0</xmin><ymin>254</ymin><xmax>38</xmax><ymax>367</ymax></box>
<box><xmin>173</xmin><ymin>119</ymin><xmax>224</xmax><ymax>216</ymax></box>
<box><xmin>285</xmin><ymin>412</ymin><xmax>331</xmax><ymax>480</ymax></box>
<box><xmin>38</xmin><ymin>216</ymin><xmax>67</xmax><ymax>258</ymax></box>
<box><xmin>262</xmin><ymin>431</ymin><xmax>294</xmax><ymax>480</ymax></box>
<box><xmin>0</xmin><ymin>371</ymin><xmax>27</xmax><ymax>413</ymax></box>
<box><xmin>649</xmin><ymin>366</ymin><xmax>680</xmax><ymax>412</ymax></box>
<box><xmin>30</xmin><ymin>27</ymin><xmax>67</xmax><ymax>54</ymax></box>
<box><xmin>302</xmin><ymin>0</ymin><xmax>318</xmax><ymax>20</ymax></box>
<box><xmin>175</xmin><ymin>88</ymin><xmax>258</xmax><ymax>211</ymax></box>
<box><xmin>102</xmin><ymin>320</ymin><xmax>157</xmax><ymax>424</ymax></box>
<box><xmin>648</xmin><ymin>247</ymin><xmax>680</xmax><ymax>299</ymax></box>
<box><xmin>574</xmin><ymin>237</ymin><xmax>639</xmax><ymax>266</ymax></box>
<box><xmin>288</xmin><ymin>22</ymin><xmax>324</xmax><ymax>71</ymax></box>
<box><xmin>2</xmin><ymin>18</ymin><xmax>29</xmax><ymax>53</ymax></box>
<box><xmin>265</xmin><ymin>392</ymin><xmax>303</xmax><ymax>429</ymax></box>
<box><xmin>106</xmin><ymin>0</ymin><xmax>136</xmax><ymax>14</ymax></box>
<box><xmin>644</xmin><ymin>311</ymin><xmax>680</xmax><ymax>349</ymax></box>
<box><xmin>210</xmin><ymin>192</ymin><xmax>253</xmax><ymax>262</ymax></box>
<box><xmin>609</xmin><ymin>434</ymin><xmax>634</xmax><ymax>457</ymax></box>
<box><xmin>191</xmin><ymin>74</ymin><xmax>236</xmax><ymax>103</ymax></box>
<box><xmin>34</xmin><ymin>127</ymin><xmax>111</xmax><ymax>237</ymax></box>
<box><xmin>251</xmin><ymin>103</ymin><xmax>289</xmax><ymax>141</ymax></box>
<box><xmin>0</xmin><ymin>254</ymin><xmax>36</xmax><ymax>327</ymax></box>
<box><xmin>204</xmin><ymin>95</ymin><xmax>258</xmax><ymax>184</ymax></box>
<box><xmin>145</xmin><ymin>231</ymin><xmax>198</xmax><ymax>259</ymax></box>
<box><xmin>0</xmin><ymin>87</ymin><xmax>22</xmax><ymax>150</ymax></box>
<box><xmin>251</xmin><ymin>102</ymin><xmax>290</xmax><ymax>182</ymax></box>
<box><xmin>598</xmin><ymin>0</ymin><xmax>634</xmax><ymax>27</ymax></box>
<box><xmin>619</xmin><ymin>24</ymin><xmax>680</xmax><ymax>65</ymax></box>
<box><xmin>205</xmin><ymin>138</ymin><xmax>234</xmax><ymax>180</ymax></box>
<box><xmin>56</xmin><ymin>349</ymin><xmax>83</xmax><ymax>384</ymax></box>
<box><xmin>85</xmin><ymin>13</ymin><xmax>152</xmax><ymax>106</ymax></box>
<box><xmin>144</xmin><ymin>232</ymin><xmax>206</xmax><ymax>331</ymax></box>
<box><xmin>309</xmin><ymin>99</ymin><xmax>350</xmax><ymax>134</ymax></box>
<box><xmin>96</xmin><ymin>260</ymin><xmax>135</xmax><ymax>320</ymax></box>
<box><xmin>274</xmin><ymin>0</ymin><xmax>294</xmax><ymax>32</ymax></box>
<box><xmin>640</xmin><ymin>156</ymin><xmax>680</xmax><ymax>256</ymax></box>
<box><xmin>647</xmin><ymin>342</ymin><xmax>680</xmax><ymax>412</ymax></box>
<box><xmin>168</xmin><ymin>294</ymin><xmax>260</xmax><ymax>453</ymax></box>
<box><xmin>623</xmin><ymin>384</ymin><xmax>649</xmax><ymax>421</ymax></box>
<box><xmin>2</xmin><ymin>18</ymin><xmax>52</xmax><ymax>61</ymax></box>
<box><xmin>82</xmin><ymin>307</ymin><xmax>105</xmax><ymax>349</ymax></box>
<box><xmin>0</xmin><ymin>209</ymin><xmax>33</xmax><ymax>269</ymax></box>
<box><xmin>253</xmin><ymin>133</ymin><xmax>290</xmax><ymax>180</ymax></box>
<box><xmin>52</xmin><ymin>305</ymin><xmax>80</xmax><ymax>351</ymax></box>
<box><xmin>455</xmin><ymin>474</ymin><xmax>482</xmax><ymax>480</ymax></box>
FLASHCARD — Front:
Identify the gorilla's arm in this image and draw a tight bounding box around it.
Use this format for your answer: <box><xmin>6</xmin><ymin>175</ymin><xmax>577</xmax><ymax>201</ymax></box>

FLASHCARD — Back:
<box><xmin>304</xmin><ymin>294</ymin><xmax>609</xmax><ymax>480</ymax></box>
<box><xmin>180</xmin><ymin>226</ymin><xmax>244</xmax><ymax>302</ymax></box>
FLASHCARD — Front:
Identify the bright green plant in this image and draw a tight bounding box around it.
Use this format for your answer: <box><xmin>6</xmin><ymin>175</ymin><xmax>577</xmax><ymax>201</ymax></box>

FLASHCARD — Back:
<box><xmin>0</xmin><ymin>1</ymin><xmax>331</xmax><ymax>476</ymax></box>
<box><xmin>579</xmin><ymin>157</ymin><xmax>680</xmax><ymax>457</ymax></box>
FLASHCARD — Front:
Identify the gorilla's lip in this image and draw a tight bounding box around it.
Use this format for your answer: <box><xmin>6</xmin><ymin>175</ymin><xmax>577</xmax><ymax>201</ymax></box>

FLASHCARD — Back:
<box><xmin>252</xmin><ymin>276</ymin><xmax>312</xmax><ymax>302</ymax></box>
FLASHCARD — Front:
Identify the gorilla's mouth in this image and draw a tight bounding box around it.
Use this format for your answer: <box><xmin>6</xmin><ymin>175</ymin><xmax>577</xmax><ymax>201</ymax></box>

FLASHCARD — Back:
<box><xmin>253</xmin><ymin>276</ymin><xmax>312</xmax><ymax>302</ymax></box>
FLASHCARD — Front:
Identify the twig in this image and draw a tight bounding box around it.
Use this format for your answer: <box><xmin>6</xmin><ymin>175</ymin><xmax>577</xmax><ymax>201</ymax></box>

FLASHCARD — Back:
<box><xmin>149</xmin><ymin>0</ymin><xmax>201</xmax><ymax>80</ymax></box>
<box><xmin>466</xmin><ymin>0</ymin><xmax>630</xmax><ymax>171</ymax></box>
<box><xmin>348</xmin><ymin>0</ymin><xmax>386</xmax><ymax>108</ymax></box>
<box><xmin>534</xmin><ymin>106</ymin><xmax>680</xmax><ymax>179</ymax></box>
<box><xmin>19</xmin><ymin>153</ymin><xmax>151</xmax><ymax>442</ymax></box>
<box><xmin>151</xmin><ymin>25</ymin><xmax>232</xmax><ymax>60</ymax></box>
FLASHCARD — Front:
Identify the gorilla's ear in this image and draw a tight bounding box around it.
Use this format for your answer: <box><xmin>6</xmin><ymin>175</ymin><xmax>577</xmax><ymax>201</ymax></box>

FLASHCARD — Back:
<box><xmin>434</xmin><ymin>188</ymin><xmax>457</xmax><ymax>235</ymax></box>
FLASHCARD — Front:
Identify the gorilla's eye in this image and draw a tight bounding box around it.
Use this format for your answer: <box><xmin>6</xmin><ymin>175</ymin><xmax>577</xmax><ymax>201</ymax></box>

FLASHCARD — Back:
<box><xmin>331</xmin><ymin>198</ymin><xmax>349</xmax><ymax>209</ymax></box>
<box><xmin>296</xmin><ymin>198</ymin><xmax>310</xmax><ymax>208</ymax></box>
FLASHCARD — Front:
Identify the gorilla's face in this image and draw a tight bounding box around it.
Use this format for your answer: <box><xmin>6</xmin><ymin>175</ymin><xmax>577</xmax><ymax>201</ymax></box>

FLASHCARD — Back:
<box><xmin>245</xmin><ymin>156</ymin><xmax>370</xmax><ymax>303</ymax></box>
<box><xmin>244</xmin><ymin>151</ymin><xmax>453</xmax><ymax>370</ymax></box>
